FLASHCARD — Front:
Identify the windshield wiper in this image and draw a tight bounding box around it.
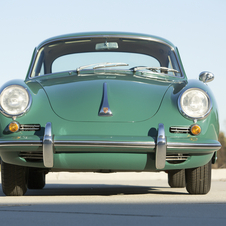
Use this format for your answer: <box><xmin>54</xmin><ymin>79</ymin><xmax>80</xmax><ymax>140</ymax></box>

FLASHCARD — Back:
<box><xmin>77</xmin><ymin>62</ymin><xmax>129</xmax><ymax>74</ymax></box>
<box><xmin>93</xmin><ymin>62</ymin><xmax>129</xmax><ymax>69</ymax></box>
<box><xmin>132</xmin><ymin>66</ymin><xmax>179</xmax><ymax>74</ymax></box>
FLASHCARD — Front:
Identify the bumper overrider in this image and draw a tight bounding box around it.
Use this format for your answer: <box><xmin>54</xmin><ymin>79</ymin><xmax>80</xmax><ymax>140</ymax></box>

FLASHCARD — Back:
<box><xmin>0</xmin><ymin>123</ymin><xmax>221</xmax><ymax>170</ymax></box>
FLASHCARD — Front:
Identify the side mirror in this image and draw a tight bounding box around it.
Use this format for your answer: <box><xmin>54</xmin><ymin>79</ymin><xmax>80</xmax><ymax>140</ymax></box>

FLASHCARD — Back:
<box><xmin>199</xmin><ymin>71</ymin><xmax>214</xmax><ymax>83</ymax></box>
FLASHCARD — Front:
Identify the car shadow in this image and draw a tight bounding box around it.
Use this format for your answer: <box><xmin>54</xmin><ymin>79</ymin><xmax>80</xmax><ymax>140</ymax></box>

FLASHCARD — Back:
<box><xmin>11</xmin><ymin>184</ymin><xmax>188</xmax><ymax>196</ymax></box>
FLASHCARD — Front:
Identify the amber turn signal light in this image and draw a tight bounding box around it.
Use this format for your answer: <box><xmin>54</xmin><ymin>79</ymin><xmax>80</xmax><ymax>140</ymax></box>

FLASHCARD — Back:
<box><xmin>190</xmin><ymin>124</ymin><xmax>201</xmax><ymax>135</ymax></box>
<box><xmin>8</xmin><ymin>122</ymin><xmax>20</xmax><ymax>133</ymax></box>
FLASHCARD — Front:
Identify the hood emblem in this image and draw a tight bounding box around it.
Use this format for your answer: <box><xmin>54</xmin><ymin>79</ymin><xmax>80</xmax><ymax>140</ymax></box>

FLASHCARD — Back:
<box><xmin>99</xmin><ymin>82</ymin><xmax>113</xmax><ymax>116</ymax></box>
<box><xmin>103</xmin><ymin>107</ymin><xmax>109</xmax><ymax>113</ymax></box>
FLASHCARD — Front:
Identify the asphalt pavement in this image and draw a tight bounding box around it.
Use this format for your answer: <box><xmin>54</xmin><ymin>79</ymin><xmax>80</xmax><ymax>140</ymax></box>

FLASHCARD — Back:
<box><xmin>0</xmin><ymin>170</ymin><xmax>225</xmax><ymax>226</ymax></box>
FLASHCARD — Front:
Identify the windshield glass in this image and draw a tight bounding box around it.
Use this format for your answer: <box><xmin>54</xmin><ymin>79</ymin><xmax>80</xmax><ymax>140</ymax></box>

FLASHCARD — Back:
<box><xmin>30</xmin><ymin>37</ymin><xmax>181</xmax><ymax>77</ymax></box>
<box><xmin>52</xmin><ymin>52</ymin><xmax>160</xmax><ymax>73</ymax></box>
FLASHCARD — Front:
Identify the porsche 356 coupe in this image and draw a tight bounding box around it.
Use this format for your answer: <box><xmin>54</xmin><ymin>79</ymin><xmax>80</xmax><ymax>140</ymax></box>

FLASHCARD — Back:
<box><xmin>0</xmin><ymin>32</ymin><xmax>221</xmax><ymax>195</ymax></box>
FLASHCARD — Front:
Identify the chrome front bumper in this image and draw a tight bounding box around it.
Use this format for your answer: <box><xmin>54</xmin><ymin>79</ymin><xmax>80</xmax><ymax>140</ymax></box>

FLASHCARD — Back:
<box><xmin>43</xmin><ymin>123</ymin><xmax>168</xmax><ymax>169</ymax></box>
<box><xmin>0</xmin><ymin>122</ymin><xmax>221</xmax><ymax>169</ymax></box>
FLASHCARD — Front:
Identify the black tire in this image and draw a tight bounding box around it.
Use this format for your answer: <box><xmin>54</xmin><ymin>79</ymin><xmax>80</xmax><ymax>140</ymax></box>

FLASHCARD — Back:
<box><xmin>168</xmin><ymin>169</ymin><xmax>186</xmax><ymax>188</ymax></box>
<box><xmin>27</xmin><ymin>168</ymin><xmax>45</xmax><ymax>189</ymax></box>
<box><xmin>1</xmin><ymin>160</ymin><xmax>28</xmax><ymax>196</ymax></box>
<box><xmin>185</xmin><ymin>161</ymin><xmax>211</xmax><ymax>195</ymax></box>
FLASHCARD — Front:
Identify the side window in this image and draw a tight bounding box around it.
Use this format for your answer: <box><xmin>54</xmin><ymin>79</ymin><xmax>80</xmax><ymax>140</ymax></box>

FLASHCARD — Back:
<box><xmin>167</xmin><ymin>52</ymin><xmax>181</xmax><ymax>77</ymax></box>
<box><xmin>39</xmin><ymin>63</ymin><xmax>45</xmax><ymax>76</ymax></box>
<box><xmin>30</xmin><ymin>49</ymin><xmax>45</xmax><ymax>77</ymax></box>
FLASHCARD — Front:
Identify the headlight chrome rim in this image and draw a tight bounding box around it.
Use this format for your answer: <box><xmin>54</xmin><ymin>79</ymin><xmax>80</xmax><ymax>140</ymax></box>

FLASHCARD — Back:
<box><xmin>0</xmin><ymin>85</ymin><xmax>32</xmax><ymax>118</ymax></box>
<box><xmin>178</xmin><ymin>88</ymin><xmax>212</xmax><ymax>120</ymax></box>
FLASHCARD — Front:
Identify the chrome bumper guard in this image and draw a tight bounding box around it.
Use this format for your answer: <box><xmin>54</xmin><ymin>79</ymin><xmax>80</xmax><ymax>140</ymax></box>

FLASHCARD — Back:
<box><xmin>156</xmin><ymin>123</ymin><xmax>167</xmax><ymax>169</ymax></box>
<box><xmin>43</xmin><ymin>122</ymin><xmax>54</xmax><ymax>168</ymax></box>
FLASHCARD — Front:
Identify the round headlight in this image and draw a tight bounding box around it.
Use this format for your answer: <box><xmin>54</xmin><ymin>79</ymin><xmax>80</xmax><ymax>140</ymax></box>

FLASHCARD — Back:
<box><xmin>0</xmin><ymin>85</ymin><xmax>31</xmax><ymax>117</ymax></box>
<box><xmin>179</xmin><ymin>88</ymin><xmax>212</xmax><ymax>119</ymax></box>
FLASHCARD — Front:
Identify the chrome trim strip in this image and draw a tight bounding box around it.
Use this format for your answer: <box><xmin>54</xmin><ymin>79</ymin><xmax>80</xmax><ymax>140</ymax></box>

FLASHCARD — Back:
<box><xmin>54</xmin><ymin>140</ymin><xmax>155</xmax><ymax>148</ymax></box>
<box><xmin>43</xmin><ymin>122</ymin><xmax>54</xmax><ymax>167</ymax></box>
<box><xmin>0</xmin><ymin>140</ymin><xmax>221</xmax><ymax>150</ymax></box>
<box><xmin>98</xmin><ymin>82</ymin><xmax>113</xmax><ymax>116</ymax></box>
<box><xmin>170</xmin><ymin>126</ymin><xmax>190</xmax><ymax>134</ymax></box>
<box><xmin>168</xmin><ymin>142</ymin><xmax>221</xmax><ymax>150</ymax></box>
<box><xmin>19</xmin><ymin>124</ymin><xmax>41</xmax><ymax>131</ymax></box>
<box><xmin>0</xmin><ymin>139</ymin><xmax>221</xmax><ymax>150</ymax></box>
<box><xmin>0</xmin><ymin>140</ymin><xmax>42</xmax><ymax>146</ymax></box>
<box><xmin>155</xmin><ymin>123</ymin><xmax>167</xmax><ymax>169</ymax></box>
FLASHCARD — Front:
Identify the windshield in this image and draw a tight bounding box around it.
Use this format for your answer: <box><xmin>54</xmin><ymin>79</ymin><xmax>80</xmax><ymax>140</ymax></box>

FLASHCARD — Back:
<box><xmin>30</xmin><ymin>37</ymin><xmax>182</xmax><ymax>78</ymax></box>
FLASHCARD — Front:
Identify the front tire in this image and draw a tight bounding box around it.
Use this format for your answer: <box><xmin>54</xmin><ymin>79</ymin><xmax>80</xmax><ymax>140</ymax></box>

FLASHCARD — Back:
<box><xmin>185</xmin><ymin>161</ymin><xmax>211</xmax><ymax>194</ymax></box>
<box><xmin>27</xmin><ymin>168</ymin><xmax>46</xmax><ymax>189</ymax></box>
<box><xmin>168</xmin><ymin>169</ymin><xmax>186</xmax><ymax>188</ymax></box>
<box><xmin>1</xmin><ymin>160</ymin><xmax>28</xmax><ymax>196</ymax></box>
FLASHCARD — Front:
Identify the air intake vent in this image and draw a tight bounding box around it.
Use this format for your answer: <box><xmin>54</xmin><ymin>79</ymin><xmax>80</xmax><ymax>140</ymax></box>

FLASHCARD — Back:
<box><xmin>166</xmin><ymin>154</ymin><xmax>189</xmax><ymax>164</ymax></box>
<box><xmin>170</xmin><ymin>126</ymin><xmax>190</xmax><ymax>134</ymax></box>
<box><xmin>19</xmin><ymin>151</ymin><xmax>43</xmax><ymax>162</ymax></box>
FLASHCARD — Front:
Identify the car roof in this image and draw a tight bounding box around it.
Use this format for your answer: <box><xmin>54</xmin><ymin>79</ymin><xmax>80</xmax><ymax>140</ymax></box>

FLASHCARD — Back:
<box><xmin>36</xmin><ymin>32</ymin><xmax>176</xmax><ymax>50</ymax></box>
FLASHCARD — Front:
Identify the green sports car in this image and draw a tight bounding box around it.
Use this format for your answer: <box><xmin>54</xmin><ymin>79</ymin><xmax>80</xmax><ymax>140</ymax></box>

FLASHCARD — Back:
<box><xmin>0</xmin><ymin>32</ymin><xmax>221</xmax><ymax>196</ymax></box>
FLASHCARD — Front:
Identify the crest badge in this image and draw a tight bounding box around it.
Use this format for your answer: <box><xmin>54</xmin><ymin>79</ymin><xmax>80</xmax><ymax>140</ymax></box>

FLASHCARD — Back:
<box><xmin>103</xmin><ymin>107</ymin><xmax>109</xmax><ymax>113</ymax></box>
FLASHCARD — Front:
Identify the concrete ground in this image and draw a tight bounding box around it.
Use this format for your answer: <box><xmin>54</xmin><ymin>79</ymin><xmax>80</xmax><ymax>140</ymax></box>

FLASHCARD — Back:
<box><xmin>0</xmin><ymin>169</ymin><xmax>225</xmax><ymax>226</ymax></box>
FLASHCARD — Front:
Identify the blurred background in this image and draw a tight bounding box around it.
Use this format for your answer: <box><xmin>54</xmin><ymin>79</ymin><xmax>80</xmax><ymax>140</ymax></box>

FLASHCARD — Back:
<box><xmin>0</xmin><ymin>0</ymin><xmax>225</xmax><ymax>167</ymax></box>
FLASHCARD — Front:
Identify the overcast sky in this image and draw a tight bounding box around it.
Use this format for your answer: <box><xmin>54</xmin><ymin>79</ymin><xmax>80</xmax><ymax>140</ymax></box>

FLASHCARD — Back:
<box><xmin>0</xmin><ymin>0</ymin><xmax>225</xmax><ymax>133</ymax></box>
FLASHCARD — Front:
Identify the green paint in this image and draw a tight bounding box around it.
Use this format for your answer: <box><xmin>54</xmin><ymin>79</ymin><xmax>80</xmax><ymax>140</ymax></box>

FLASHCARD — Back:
<box><xmin>0</xmin><ymin>32</ymin><xmax>220</xmax><ymax>173</ymax></box>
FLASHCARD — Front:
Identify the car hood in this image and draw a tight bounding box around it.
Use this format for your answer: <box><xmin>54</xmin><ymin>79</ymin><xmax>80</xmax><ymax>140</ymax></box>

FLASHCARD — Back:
<box><xmin>37</xmin><ymin>76</ymin><xmax>171</xmax><ymax>122</ymax></box>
